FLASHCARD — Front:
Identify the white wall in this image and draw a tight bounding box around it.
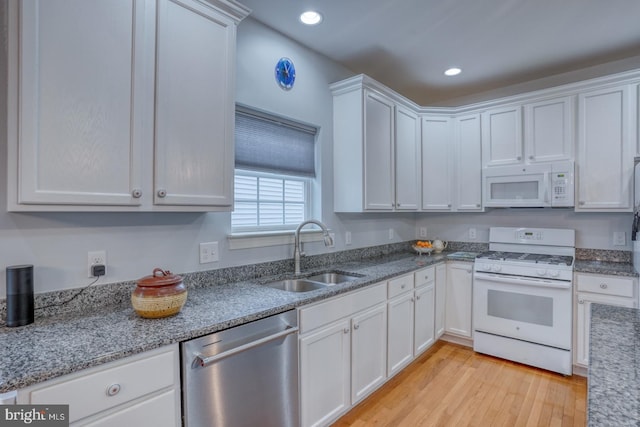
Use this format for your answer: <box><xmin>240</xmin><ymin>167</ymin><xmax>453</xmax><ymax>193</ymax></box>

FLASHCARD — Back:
<box><xmin>416</xmin><ymin>209</ymin><xmax>632</xmax><ymax>251</ymax></box>
<box><xmin>0</xmin><ymin>16</ymin><xmax>417</xmax><ymax>298</ymax></box>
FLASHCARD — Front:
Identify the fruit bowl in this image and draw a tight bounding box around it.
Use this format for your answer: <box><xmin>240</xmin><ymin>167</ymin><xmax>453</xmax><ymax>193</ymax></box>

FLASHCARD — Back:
<box><xmin>412</xmin><ymin>245</ymin><xmax>434</xmax><ymax>255</ymax></box>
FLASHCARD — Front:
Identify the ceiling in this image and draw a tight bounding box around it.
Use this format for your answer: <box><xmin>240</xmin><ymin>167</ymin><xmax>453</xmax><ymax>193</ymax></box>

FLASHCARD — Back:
<box><xmin>239</xmin><ymin>0</ymin><xmax>640</xmax><ymax>105</ymax></box>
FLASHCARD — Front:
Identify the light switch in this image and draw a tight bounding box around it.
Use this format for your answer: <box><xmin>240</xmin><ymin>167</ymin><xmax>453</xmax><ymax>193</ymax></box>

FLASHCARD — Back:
<box><xmin>613</xmin><ymin>232</ymin><xmax>626</xmax><ymax>246</ymax></box>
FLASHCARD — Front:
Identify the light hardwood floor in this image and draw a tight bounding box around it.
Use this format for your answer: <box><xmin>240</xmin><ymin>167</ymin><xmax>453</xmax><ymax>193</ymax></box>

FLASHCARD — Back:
<box><xmin>333</xmin><ymin>341</ymin><xmax>587</xmax><ymax>427</ymax></box>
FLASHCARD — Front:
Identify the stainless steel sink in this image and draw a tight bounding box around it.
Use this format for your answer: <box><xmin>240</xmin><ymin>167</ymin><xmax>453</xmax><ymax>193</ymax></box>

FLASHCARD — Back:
<box><xmin>305</xmin><ymin>272</ymin><xmax>362</xmax><ymax>285</ymax></box>
<box><xmin>263</xmin><ymin>279</ymin><xmax>327</xmax><ymax>292</ymax></box>
<box><xmin>262</xmin><ymin>271</ymin><xmax>363</xmax><ymax>292</ymax></box>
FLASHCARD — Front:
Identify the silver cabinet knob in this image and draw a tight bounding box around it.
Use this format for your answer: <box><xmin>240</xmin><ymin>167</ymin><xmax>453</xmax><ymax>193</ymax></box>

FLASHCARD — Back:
<box><xmin>157</xmin><ymin>189</ymin><xmax>167</xmax><ymax>198</ymax></box>
<box><xmin>107</xmin><ymin>383</ymin><xmax>121</xmax><ymax>396</ymax></box>
<box><xmin>416</xmin><ymin>295</ymin><xmax>421</xmax><ymax>300</ymax></box>
<box><xmin>131</xmin><ymin>189</ymin><xmax>142</xmax><ymax>198</ymax></box>
<box><xmin>353</xmin><ymin>324</ymin><xmax>360</xmax><ymax>330</ymax></box>
<box><xmin>401</xmin><ymin>284</ymin><xmax>406</xmax><ymax>289</ymax></box>
<box><xmin>397</xmin><ymin>203</ymin><xmax>401</xmax><ymax>208</ymax></box>
<box><xmin>343</xmin><ymin>328</ymin><xmax>350</xmax><ymax>334</ymax></box>
<box><xmin>529</xmin><ymin>155</ymin><xmax>534</xmax><ymax>160</ymax></box>
<box><xmin>578</xmin><ymin>299</ymin><xmax>584</xmax><ymax>304</ymax></box>
<box><xmin>517</xmin><ymin>156</ymin><xmax>522</xmax><ymax>160</ymax></box>
<box><xmin>579</xmin><ymin>201</ymin><xmax>585</xmax><ymax>206</ymax></box>
<box><xmin>476</xmin><ymin>204</ymin><xmax>481</xmax><ymax>208</ymax></box>
<box><xmin>600</xmin><ymin>283</ymin><xmax>608</xmax><ymax>289</ymax></box>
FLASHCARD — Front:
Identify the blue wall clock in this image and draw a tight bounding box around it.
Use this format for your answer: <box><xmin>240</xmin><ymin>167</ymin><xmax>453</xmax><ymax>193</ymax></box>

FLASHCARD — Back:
<box><xmin>275</xmin><ymin>57</ymin><xmax>296</xmax><ymax>90</ymax></box>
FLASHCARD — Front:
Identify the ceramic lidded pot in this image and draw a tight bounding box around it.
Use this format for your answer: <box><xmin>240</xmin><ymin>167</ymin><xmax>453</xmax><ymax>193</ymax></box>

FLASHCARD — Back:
<box><xmin>131</xmin><ymin>268</ymin><xmax>187</xmax><ymax>318</ymax></box>
<box><xmin>432</xmin><ymin>239</ymin><xmax>448</xmax><ymax>253</ymax></box>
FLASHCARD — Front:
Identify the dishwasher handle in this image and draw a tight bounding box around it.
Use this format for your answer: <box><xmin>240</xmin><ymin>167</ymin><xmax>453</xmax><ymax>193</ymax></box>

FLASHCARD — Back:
<box><xmin>194</xmin><ymin>325</ymin><xmax>299</xmax><ymax>368</ymax></box>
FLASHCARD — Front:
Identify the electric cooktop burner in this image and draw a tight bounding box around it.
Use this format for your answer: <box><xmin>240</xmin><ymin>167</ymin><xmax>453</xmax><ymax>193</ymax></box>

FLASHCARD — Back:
<box><xmin>476</xmin><ymin>251</ymin><xmax>573</xmax><ymax>266</ymax></box>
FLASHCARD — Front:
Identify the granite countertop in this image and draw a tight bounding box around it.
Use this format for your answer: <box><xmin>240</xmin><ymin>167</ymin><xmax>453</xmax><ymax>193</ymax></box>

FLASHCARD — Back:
<box><xmin>575</xmin><ymin>260</ymin><xmax>639</xmax><ymax>277</ymax></box>
<box><xmin>0</xmin><ymin>252</ymin><xmax>469</xmax><ymax>393</ymax></box>
<box><xmin>588</xmin><ymin>304</ymin><xmax>640</xmax><ymax>426</ymax></box>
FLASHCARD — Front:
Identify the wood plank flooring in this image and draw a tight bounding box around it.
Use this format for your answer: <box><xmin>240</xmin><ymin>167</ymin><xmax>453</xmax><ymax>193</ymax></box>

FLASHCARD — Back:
<box><xmin>333</xmin><ymin>341</ymin><xmax>587</xmax><ymax>427</ymax></box>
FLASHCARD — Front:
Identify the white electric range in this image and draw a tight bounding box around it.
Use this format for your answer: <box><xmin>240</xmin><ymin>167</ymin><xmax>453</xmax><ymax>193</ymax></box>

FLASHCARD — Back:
<box><xmin>472</xmin><ymin>227</ymin><xmax>575</xmax><ymax>375</ymax></box>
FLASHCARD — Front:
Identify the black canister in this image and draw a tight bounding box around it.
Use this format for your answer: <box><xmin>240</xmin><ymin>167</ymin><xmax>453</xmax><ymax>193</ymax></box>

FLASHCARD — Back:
<box><xmin>6</xmin><ymin>265</ymin><xmax>34</xmax><ymax>327</ymax></box>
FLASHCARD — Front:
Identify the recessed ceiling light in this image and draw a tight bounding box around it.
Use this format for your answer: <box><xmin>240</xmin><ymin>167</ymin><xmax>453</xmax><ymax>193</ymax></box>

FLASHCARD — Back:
<box><xmin>300</xmin><ymin>10</ymin><xmax>323</xmax><ymax>25</ymax></box>
<box><xmin>444</xmin><ymin>67</ymin><xmax>462</xmax><ymax>76</ymax></box>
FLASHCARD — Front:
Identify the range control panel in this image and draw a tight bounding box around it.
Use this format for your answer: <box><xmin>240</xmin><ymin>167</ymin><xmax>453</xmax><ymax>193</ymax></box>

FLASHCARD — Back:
<box><xmin>516</xmin><ymin>230</ymin><xmax>543</xmax><ymax>241</ymax></box>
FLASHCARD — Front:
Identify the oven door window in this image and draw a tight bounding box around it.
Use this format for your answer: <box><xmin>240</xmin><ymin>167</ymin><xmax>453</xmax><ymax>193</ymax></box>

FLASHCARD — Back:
<box><xmin>487</xmin><ymin>289</ymin><xmax>553</xmax><ymax>327</ymax></box>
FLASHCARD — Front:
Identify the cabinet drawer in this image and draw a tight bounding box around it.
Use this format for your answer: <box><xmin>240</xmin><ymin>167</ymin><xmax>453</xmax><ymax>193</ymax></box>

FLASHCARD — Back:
<box><xmin>27</xmin><ymin>346</ymin><xmax>177</xmax><ymax>423</ymax></box>
<box><xmin>575</xmin><ymin>273</ymin><xmax>635</xmax><ymax>298</ymax></box>
<box><xmin>388</xmin><ymin>274</ymin><xmax>414</xmax><ymax>299</ymax></box>
<box><xmin>414</xmin><ymin>266</ymin><xmax>436</xmax><ymax>288</ymax></box>
<box><xmin>299</xmin><ymin>282</ymin><xmax>386</xmax><ymax>334</ymax></box>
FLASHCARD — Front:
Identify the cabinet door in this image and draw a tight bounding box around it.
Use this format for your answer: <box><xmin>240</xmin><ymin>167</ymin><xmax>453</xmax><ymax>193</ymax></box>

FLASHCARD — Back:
<box><xmin>387</xmin><ymin>293</ymin><xmax>414</xmax><ymax>376</ymax></box>
<box><xmin>445</xmin><ymin>263</ymin><xmax>473</xmax><ymax>338</ymax></box>
<box><xmin>481</xmin><ymin>105</ymin><xmax>523</xmax><ymax>167</ymax></box>
<box><xmin>575</xmin><ymin>292</ymin><xmax>636</xmax><ymax>367</ymax></box>
<box><xmin>435</xmin><ymin>264</ymin><xmax>446</xmax><ymax>338</ymax></box>
<box><xmin>300</xmin><ymin>320</ymin><xmax>351</xmax><ymax>427</ymax></box>
<box><xmin>395</xmin><ymin>106</ymin><xmax>421</xmax><ymax>210</ymax></box>
<box><xmin>455</xmin><ymin>113</ymin><xmax>483</xmax><ymax>211</ymax></box>
<box><xmin>414</xmin><ymin>284</ymin><xmax>435</xmax><ymax>356</ymax></box>
<box><xmin>12</xmin><ymin>0</ymin><xmax>150</xmax><ymax>207</ymax></box>
<box><xmin>576</xmin><ymin>85</ymin><xmax>634</xmax><ymax>211</ymax></box>
<box><xmin>422</xmin><ymin>116</ymin><xmax>453</xmax><ymax>210</ymax></box>
<box><xmin>81</xmin><ymin>389</ymin><xmax>178</xmax><ymax>427</ymax></box>
<box><xmin>363</xmin><ymin>90</ymin><xmax>395</xmax><ymax>210</ymax></box>
<box><xmin>351</xmin><ymin>305</ymin><xmax>387</xmax><ymax>404</ymax></box>
<box><xmin>524</xmin><ymin>96</ymin><xmax>574</xmax><ymax>163</ymax></box>
<box><xmin>154</xmin><ymin>0</ymin><xmax>235</xmax><ymax>207</ymax></box>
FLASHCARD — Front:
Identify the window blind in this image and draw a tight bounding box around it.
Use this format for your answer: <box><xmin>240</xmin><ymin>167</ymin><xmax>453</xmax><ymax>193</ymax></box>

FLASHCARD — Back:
<box><xmin>234</xmin><ymin>108</ymin><xmax>317</xmax><ymax>177</ymax></box>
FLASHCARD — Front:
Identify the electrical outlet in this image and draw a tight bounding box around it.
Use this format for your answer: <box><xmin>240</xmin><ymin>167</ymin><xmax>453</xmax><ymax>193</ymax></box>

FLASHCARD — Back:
<box><xmin>345</xmin><ymin>231</ymin><xmax>352</xmax><ymax>245</ymax></box>
<box><xmin>469</xmin><ymin>228</ymin><xmax>477</xmax><ymax>239</ymax></box>
<box><xmin>419</xmin><ymin>227</ymin><xmax>427</xmax><ymax>238</ymax></box>
<box><xmin>87</xmin><ymin>250</ymin><xmax>107</xmax><ymax>278</ymax></box>
<box><xmin>613</xmin><ymin>232</ymin><xmax>626</xmax><ymax>246</ymax></box>
<box><xmin>388</xmin><ymin>228</ymin><xmax>394</xmax><ymax>240</ymax></box>
<box><xmin>199</xmin><ymin>242</ymin><xmax>219</xmax><ymax>264</ymax></box>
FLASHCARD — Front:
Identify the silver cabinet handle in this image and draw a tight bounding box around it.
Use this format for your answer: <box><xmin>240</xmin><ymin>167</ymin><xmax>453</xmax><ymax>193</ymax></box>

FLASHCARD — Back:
<box><xmin>600</xmin><ymin>283</ymin><xmax>608</xmax><ymax>289</ymax></box>
<box><xmin>157</xmin><ymin>189</ymin><xmax>167</xmax><ymax>198</ymax></box>
<box><xmin>106</xmin><ymin>384</ymin><xmax>121</xmax><ymax>397</ymax></box>
<box><xmin>353</xmin><ymin>324</ymin><xmax>360</xmax><ymax>330</ymax></box>
<box><xmin>131</xmin><ymin>189</ymin><xmax>142</xmax><ymax>198</ymax></box>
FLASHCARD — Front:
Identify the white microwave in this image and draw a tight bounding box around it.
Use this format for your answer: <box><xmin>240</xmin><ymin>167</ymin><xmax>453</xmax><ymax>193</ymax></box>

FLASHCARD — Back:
<box><xmin>482</xmin><ymin>161</ymin><xmax>574</xmax><ymax>208</ymax></box>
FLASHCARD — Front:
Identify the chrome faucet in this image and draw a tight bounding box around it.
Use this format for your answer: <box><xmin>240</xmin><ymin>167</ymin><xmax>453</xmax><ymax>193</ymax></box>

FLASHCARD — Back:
<box><xmin>294</xmin><ymin>219</ymin><xmax>334</xmax><ymax>275</ymax></box>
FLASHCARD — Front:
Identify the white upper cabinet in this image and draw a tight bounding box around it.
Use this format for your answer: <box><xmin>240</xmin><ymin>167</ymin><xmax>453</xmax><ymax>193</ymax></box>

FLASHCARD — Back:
<box><xmin>524</xmin><ymin>96</ymin><xmax>575</xmax><ymax>163</ymax></box>
<box><xmin>455</xmin><ymin>113</ymin><xmax>483</xmax><ymax>211</ymax></box>
<box><xmin>421</xmin><ymin>116</ymin><xmax>453</xmax><ymax>210</ymax></box>
<box><xmin>395</xmin><ymin>105</ymin><xmax>422</xmax><ymax>210</ymax></box>
<box><xmin>481</xmin><ymin>96</ymin><xmax>575</xmax><ymax>168</ymax></box>
<box><xmin>481</xmin><ymin>105</ymin><xmax>523</xmax><ymax>167</ymax></box>
<box><xmin>363</xmin><ymin>90</ymin><xmax>396</xmax><ymax>210</ymax></box>
<box><xmin>576</xmin><ymin>85</ymin><xmax>635</xmax><ymax>211</ymax></box>
<box><xmin>332</xmin><ymin>77</ymin><xmax>421</xmax><ymax>212</ymax></box>
<box><xmin>6</xmin><ymin>0</ymin><xmax>248</xmax><ymax>211</ymax></box>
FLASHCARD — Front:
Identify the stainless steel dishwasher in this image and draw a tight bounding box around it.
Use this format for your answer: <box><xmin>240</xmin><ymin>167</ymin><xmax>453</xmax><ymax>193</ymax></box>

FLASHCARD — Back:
<box><xmin>181</xmin><ymin>310</ymin><xmax>299</xmax><ymax>427</ymax></box>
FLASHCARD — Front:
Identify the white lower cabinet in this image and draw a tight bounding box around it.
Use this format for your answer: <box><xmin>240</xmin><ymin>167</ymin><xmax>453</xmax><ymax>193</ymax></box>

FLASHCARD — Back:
<box><xmin>435</xmin><ymin>264</ymin><xmax>447</xmax><ymax>338</ymax></box>
<box><xmin>17</xmin><ymin>344</ymin><xmax>180</xmax><ymax>426</ymax></box>
<box><xmin>445</xmin><ymin>262</ymin><xmax>473</xmax><ymax>338</ymax></box>
<box><xmin>299</xmin><ymin>283</ymin><xmax>387</xmax><ymax>427</ymax></box>
<box><xmin>574</xmin><ymin>272</ymin><xmax>638</xmax><ymax>367</ymax></box>
<box><xmin>387</xmin><ymin>267</ymin><xmax>436</xmax><ymax>377</ymax></box>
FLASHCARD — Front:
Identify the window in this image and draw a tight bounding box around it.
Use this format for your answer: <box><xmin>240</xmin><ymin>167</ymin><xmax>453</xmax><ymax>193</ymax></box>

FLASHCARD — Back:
<box><xmin>232</xmin><ymin>107</ymin><xmax>317</xmax><ymax>232</ymax></box>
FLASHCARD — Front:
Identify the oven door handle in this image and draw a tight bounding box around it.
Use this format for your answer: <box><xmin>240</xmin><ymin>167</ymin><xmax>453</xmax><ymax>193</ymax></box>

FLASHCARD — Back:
<box><xmin>474</xmin><ymin>272</ymin><xmax>571</xmax><ymax>289</ymax></box>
